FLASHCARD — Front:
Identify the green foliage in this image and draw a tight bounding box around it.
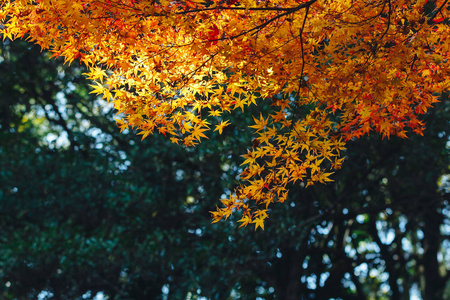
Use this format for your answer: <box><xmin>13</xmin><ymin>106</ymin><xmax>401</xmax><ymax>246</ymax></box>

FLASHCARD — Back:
<box><xmin>0</xmin><ymin>40</ymin><xmax>448</xmax><ymax>299</ymax></box>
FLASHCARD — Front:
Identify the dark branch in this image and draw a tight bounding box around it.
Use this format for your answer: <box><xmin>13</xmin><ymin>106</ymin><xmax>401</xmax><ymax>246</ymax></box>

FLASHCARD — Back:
<box><xmin>177</xmin><ymin>6</ymin><xmax>298</xmax><ymax>14</ymax></box>
<box><xmin>214</xmin><ymin>0</ymin><xmax>319</xmax><ymax>42</ymax></box>
<box><xmin>298</xmin><ymin>6</ymin><xmax>310</xmax><ymax>90</ymax></box>
<box><xmin>427</xmin><ymin>0</ymin><xmax>449</xmax><ymax>24</ymax></box>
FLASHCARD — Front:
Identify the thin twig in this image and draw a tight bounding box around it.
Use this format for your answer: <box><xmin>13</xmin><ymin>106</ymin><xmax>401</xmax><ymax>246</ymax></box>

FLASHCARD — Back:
<box><xmin>298</xmin><ymin>6</ymin><xmax>310</xmax><ymax>95</ymax></box>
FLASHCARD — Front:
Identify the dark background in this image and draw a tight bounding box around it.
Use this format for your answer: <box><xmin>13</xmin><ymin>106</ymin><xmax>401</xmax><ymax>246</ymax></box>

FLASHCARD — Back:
<box><xmin>0</xmin><ymin>40</ymin><xmax>448</xmax><ymax>299</ymax></box>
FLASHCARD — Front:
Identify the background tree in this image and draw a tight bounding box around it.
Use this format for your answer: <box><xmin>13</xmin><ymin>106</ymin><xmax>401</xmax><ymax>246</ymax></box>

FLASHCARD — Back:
<box><xmin>0</xmin><ymin>40</ymin><xmax>448</xmax><ymax>299</ymax></box>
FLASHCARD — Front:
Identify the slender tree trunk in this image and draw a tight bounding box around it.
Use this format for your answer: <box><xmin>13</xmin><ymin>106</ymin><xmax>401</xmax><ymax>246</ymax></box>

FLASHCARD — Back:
<box><xmin>422</xmin><ymin>200</ymin><xmax>444</xmax><ymax>300</ymax></box>
<box><xmin>275</xmin><ymin>246</ymin><xmax>303</xmax><ymax>300</ymax></box>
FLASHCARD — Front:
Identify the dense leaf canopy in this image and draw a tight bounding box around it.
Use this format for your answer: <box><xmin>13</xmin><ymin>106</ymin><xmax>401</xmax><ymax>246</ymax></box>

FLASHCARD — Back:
<box><xmin>1</xmin><ymin>0</ymin><xmax>448</xmax><ymax>227</ymax></box>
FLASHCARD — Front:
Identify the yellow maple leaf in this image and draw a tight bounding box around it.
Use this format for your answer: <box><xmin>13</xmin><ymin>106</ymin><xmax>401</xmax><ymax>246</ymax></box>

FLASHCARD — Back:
<box><xmin>191</xmin><ymin>125</ymin><xmax>209</xmax><ymax>141</ymax></box>
<box><xmin>252</xmin><ymin>217</ymin><xmax>265</xmax><ymax>230</ymax></box>
<box><xmin>238</xmin><ymin>215</ymin><xmax>252</xmax><ymax>228</ymax></box>
<box><xmin>249</xmin><ymin>114</ymin><xmax>269</xmax><ymax>132</ymax></box>
<box><xmin>214</xmin><ymin>120</ymin><xmax>230</xmax><ymax>134</ymax></box>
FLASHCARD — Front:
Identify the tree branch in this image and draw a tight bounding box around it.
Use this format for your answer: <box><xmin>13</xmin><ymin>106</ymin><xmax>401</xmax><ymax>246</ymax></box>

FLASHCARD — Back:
<box><xmin>427</xmin><ymin>0</ymin><xmax>449</xmax><ymax>24</ymax></box>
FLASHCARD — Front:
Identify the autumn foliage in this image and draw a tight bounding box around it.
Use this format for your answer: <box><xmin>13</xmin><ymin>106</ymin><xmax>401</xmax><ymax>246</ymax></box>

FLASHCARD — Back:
<box><xmin>1</xmin><ymin>0</ymin><xmax>448</xmax><ymax>229</ymax></box>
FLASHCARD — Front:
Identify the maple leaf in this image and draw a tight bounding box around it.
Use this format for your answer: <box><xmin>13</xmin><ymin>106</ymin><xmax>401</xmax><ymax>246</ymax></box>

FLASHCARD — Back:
<box><xmin>238</xmin><ymin>215</ymin><xmax>252</xmax><ymax>228</ymax></box>
<box><xmin>316</xmin><ymin>171</ymin><xmax>334</xmax><ymax>184</ymax></box>
<box><xmin>252</xmin><ymin>217</ymin><xmax>265</xmax><ymax>231</ymax></box>
<box><xmin>210</xmin><ymin>207</ymin><xmax>224</xmax><ymax>223</ymax></box>
<box><xmin>170</xmin><ymin>137</ymin><xmax>180</xmax><ymax>144</ymax></box>
<box><xmin>214</xmin><ymin>120</ymin><xmax>230</xmax><ymax>134</ymax></box>
<box><xmin>89</xmin><ymin>82</ymin><xmax>106</xmax><ymax>96</ymax></box>
<box><xmin>85</xmin><ymin>67</ymin><xmax>107</xmax><ymax>83</ymax></box>
<box><xmin>233</xmin><ymin>97</ymin><xmax>247</xmax><ymax>111</ymax></box>
<box><xmin>249</xmin><ymin>114</ymin><xmax>269</xmax><ymax>132</ymax></box>
<box><xmin>191</xmin><ymin>125</ymin><xmax>209</xmax><ymax>142</ymax></box>
<box><xmin>222</xmin><ymin>207</ymin><xmax>233</xmax><ymax>220</ymax></box>
<box><xmin>209</xmin><ymin>110</ymin><xmax>222</xmax><ymax>117</ymax></box>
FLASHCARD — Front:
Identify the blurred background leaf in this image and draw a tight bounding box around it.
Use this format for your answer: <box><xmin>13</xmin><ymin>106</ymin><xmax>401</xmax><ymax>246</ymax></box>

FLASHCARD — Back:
<box><xmin>0</xmin><ymin>40</ymin><xmax>448</xmax><ymax>299</ymax></box>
